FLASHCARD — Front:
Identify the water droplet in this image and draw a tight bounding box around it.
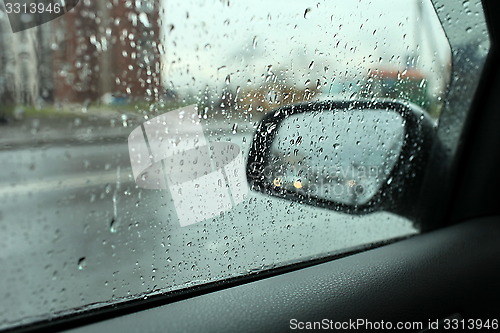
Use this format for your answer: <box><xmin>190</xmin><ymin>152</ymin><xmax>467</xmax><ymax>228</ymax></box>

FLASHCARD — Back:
<box><xmin>304</xmin><ymin>8</ymin><xmax>311</xmax><ymax>19</ymax></box>
<box><xmin>252</xmin><ymin>36</ymin><xmax>258</xmax><ymax>49</ymax></box>
<box><xmin>110</xmin><ymin>217</ymin><xmax>118</xmax><ymax>233</ymax></box>
<box><xmin>121</xmin><ymin>114</ymin><xmax>129</xmax><ymax>127</ymax></box>
<box><xmin>78</xmin><ymin>257</ymin><xmax>87</xmax><ymax>270</ymax></box>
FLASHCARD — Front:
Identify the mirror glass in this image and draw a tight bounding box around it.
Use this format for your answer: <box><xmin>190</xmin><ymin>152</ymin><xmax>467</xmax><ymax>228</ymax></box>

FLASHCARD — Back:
<box><xmin>267</xmin><ymin>109</ymin><xmax>405</xmax><ymax>205</ymax></box>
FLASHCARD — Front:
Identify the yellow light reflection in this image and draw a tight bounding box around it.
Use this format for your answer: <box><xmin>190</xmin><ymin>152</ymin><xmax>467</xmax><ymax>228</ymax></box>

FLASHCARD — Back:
<box><xmin>273</xmin><ymin>178</ymin><xmax>283</xmax><ymax>187</ymax></box>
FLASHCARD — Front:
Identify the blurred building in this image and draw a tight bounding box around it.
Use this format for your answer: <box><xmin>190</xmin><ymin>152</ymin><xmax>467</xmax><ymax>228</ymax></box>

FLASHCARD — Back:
<box><xmin>360</xmin><ymin>67</ymin><xmax>431</xmax><ymax>111</ymax></box>
<box><xmin>51</xmin><ymin>1</ymin><xmax>162</xmax><ymax>104</ymax></box>
<box><xmin>229</xmin><ymin>84</ymin><xmax>318</xmax><ymax>120</ymax></box>
<box><xmin>0</xmin><ymin>9</ymin><xmax>40</xmax><ymax>110</ymax></box>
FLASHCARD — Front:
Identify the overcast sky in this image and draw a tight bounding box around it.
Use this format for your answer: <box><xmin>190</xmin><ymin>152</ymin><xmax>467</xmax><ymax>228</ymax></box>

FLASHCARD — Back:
<box><xmin>160</xmin><ymin>0</ymin><xmax>451</xmax><ymax>96</ymax></box>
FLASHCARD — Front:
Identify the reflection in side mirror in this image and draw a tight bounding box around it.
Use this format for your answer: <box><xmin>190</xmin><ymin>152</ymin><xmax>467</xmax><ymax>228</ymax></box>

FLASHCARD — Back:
<box><xmin>247</xmin><ymin>100</ymin><xmax>436</xmax><ymax>216</ymax></box>
<box><xmin>269</xmin><ymin>109</ymin><xmax>404</xmax><ymax>206</ymax></box>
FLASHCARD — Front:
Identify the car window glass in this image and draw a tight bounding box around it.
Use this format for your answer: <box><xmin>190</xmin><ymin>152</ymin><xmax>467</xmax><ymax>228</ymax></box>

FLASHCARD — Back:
<box><xmin>0</xmin><ymin>0</ymin><xmax>486</xmax><ymax>330</ymax></box>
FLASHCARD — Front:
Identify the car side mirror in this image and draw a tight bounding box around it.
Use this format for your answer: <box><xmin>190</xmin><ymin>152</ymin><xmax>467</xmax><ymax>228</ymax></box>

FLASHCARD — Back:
<box><xmin>246</xmin><ymin>100</ymin><xmax>436</xmax><ymax>218</ymax></box>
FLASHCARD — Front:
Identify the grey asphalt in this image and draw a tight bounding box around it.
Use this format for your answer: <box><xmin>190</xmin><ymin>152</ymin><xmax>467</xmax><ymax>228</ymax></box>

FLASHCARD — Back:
<box><xmin>0</xmin><ymin>119</ymin><xmax>416</xmax><ymax>330</ymax></box>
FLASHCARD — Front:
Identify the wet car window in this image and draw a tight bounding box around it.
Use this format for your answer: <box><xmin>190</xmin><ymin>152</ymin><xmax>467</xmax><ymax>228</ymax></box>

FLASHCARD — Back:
<box><xmin>0</xmin><ymin>0</ymin><xmax>487</xmax><ymax>329</ymax></box>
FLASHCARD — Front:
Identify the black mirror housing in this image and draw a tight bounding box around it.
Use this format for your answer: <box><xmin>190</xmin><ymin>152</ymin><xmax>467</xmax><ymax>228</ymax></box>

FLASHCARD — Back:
<box><xmin>246</xmin><ymin>100</ymin><xmax>436</xmax><ymax>219</ymax></box>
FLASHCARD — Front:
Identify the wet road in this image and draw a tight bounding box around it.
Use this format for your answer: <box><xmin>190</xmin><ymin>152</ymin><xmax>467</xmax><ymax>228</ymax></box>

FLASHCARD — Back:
<box><xmin>0</xmin><ymin>127</ymin><xmax>416</xmax><ymax>330</ymax></box>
